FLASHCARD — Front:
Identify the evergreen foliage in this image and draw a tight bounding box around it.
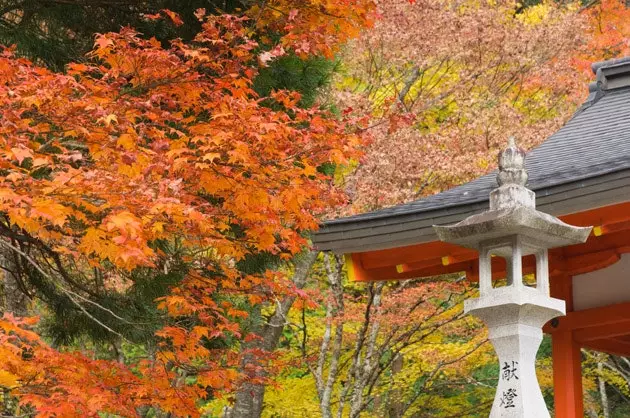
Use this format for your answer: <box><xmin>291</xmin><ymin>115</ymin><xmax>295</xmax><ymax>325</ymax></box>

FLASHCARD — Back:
<box><xmin>254</xmin><ymin>55</ymin><xmax>337</xmax><ymax>108</ymax></box>
<box><xmin>0</xmin><ymin>0</ymin><xmax>249</xmax><ymax>69</ymax></box>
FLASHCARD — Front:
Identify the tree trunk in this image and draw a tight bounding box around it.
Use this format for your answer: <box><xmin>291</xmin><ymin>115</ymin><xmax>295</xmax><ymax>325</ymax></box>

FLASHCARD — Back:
<box><xmin>387</xmin><ymin>354</ymin><xmax>403</xmax><ymax>418</ymax></box>
<box><xmin>230</xmin><ymin>382</ymin><xmax>265</xmax><ymax>418</ymax></box>
<box><xmin>228</xmin><ymin>251</ymin><xmax>318</xmax><ymax>418</ymax></box>
<box><xmin>318</xmin><ymin>253</ymin><xmax>345</xmax><ymax>418</ymax></box>
<box><xmin>598</xmin><ymin>361</ymin><xmax>610</xmax><ymax>418</ymax></box>
<box><xmin>1</xmin><ymin>250</ymin><xmax>28</xmax><ymax>316</ymax></box>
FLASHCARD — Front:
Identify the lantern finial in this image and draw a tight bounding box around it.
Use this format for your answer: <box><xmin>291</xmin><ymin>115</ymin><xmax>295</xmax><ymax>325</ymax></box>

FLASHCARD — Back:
<box><xmin>497</xmin><ymin>136</ymin><xmax>528</xmax><ymax>187</ymax></box>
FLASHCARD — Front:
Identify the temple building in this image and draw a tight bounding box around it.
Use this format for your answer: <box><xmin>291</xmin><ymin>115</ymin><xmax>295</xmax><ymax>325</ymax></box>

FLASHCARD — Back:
<box><xmin>313</xmin><ymin>57</ymin><xmax>630</xmax><ymax>416</ymax></box>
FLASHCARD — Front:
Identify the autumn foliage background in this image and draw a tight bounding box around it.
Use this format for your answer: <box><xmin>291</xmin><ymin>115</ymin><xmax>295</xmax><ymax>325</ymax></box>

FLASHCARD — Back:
<box><xmin>0</xmin><ymin>0</ymin><xmax>627</xmax><ymax>417</ymax></box>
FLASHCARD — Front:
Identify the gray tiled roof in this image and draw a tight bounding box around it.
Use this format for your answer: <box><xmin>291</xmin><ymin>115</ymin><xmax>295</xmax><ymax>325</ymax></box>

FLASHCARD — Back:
<box><xmin>314</xmin><ymin>58</ymin><xmax>630</xmax><ymax>253</ymax></box>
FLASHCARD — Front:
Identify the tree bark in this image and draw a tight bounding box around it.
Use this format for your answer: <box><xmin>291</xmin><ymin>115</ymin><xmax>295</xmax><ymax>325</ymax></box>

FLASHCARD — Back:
<box><xmin>387</xmin><ymin>353</ymin><xmax>404</xmax><ymax>418</ymax></box>
<box><xmin>228</xmin><ymin>250</ymin><xmax>318</xmax><ymax>418</ymax></box>
<box><xmin>349</xmin><ymin>283</ymin><xmax>383</xmax><ymax>418</ymax></box>
<box><xmin>1</xmin><ymin>249</ymin><xmax>28</xmax><ymax>316</ymax></box>
<box><xmin>318</xmin><ymin>253</ymin><xmax>345</xmax><ymax>418</ymax></box>
<box><xmin>598</xmin><ymin>361</ymin><xmax>610</xmax><ymax>418</ymax></box>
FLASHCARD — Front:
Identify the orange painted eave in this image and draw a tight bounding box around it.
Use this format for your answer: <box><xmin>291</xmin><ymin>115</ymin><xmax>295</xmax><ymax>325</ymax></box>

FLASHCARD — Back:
<box><xmin>346</xmin><ymin>202</ymin><xmax>630</xmax><ymax>282</ymax></box>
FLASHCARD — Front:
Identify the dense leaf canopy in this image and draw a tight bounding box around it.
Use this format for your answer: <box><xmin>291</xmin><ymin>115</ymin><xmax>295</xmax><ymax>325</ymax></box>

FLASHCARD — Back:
<box><xmin>0</xmin><ymin>0</ymin><xmax>629</xmax><ymax>417</ymax></box>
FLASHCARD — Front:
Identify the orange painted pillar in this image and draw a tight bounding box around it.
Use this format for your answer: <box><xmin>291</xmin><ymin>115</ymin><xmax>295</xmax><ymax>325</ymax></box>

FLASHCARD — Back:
<box><xmin>550</xmin><ymin>272</ymin><xmax>583</xmax><ymax>418</ymax></box>
<box><xmin>552</xmin><ymin>331</ymin><xmax>583</xmax><ymax>417</ymax></box>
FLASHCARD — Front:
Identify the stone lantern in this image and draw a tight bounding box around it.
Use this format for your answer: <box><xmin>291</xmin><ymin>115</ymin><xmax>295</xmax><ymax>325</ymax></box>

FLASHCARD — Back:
<box><xmin>434</xmin><ymin>138</ymin><xmax>591</xmax><ymax>417</ymax></box>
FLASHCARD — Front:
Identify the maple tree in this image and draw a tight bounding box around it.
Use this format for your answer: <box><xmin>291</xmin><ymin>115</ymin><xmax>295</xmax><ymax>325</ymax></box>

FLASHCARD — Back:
<box><xmin>0</xmin><ymin>3</ymin><xmax>374</xmax><ymax>416</ymax></box>
<box><xmin>333</xmin><ymin>0</ymin><xmax>588</xmax><ymax>211</ymax></box>
<box><xmin>296</xmin><ymin>259</ymin><xmax>487</xmax><ymax>418</ymax></box>
<box><xmin>575</xmin><ymin>0</ymin><xmax>630</xmax><ymax>71</ymax></box>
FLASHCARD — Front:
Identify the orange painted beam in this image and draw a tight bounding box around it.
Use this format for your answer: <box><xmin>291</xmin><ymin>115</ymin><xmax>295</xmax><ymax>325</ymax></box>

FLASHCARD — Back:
<box><xmin>352</xmin><ymin>242</ymin><xmax>628</xmax><ymax>283</ymax></box>
<box><xmin>582</xmin><ymin>338</ymin><xmax>630</xmax><ymax>357</ymax></box>
<box><xmin>348</xmin><ymin>258</ymin><xmax>478</xmax><ymax>282</ymax></box>
<box><xmin>351</xmin><ymin>254</ymin><xmax>537</xmax><ymax>283</ymax></box>
<box><xmin>559</xmin><ymin>202</ymin><xmax>630</xmax><ymax>227</ymax></box>
<box><xmin>358</xmin><ymin>241</ymin><xmax>472</xmax><ymax>270</ymax></box>
<box><xmin>562</xmin><ymin>230</ymin><xmax>630</xmax><ymax>259</ymax></box>
<box><xmin>591</xmin><ymin>219</ymin><xmax>630</xmax><ymax>237</ymax></box>
<box><xmin>563</xmin><ymin>250</ymin><xmax>620</xmax><ymax>276</ymax></box>
<box><xmin>546</xmin><ymin>302</ymin><xmax>630</xmax><ymax>334</ymax></box>
<box><xmin>573</xmin><ymin>320</ymin><xmax>630</xmax><ymax>343</ymax></box>
<box><xmin>345</xmin><ymin>253</ymin><xmax>376</xmax><ymax>282</ymax></box>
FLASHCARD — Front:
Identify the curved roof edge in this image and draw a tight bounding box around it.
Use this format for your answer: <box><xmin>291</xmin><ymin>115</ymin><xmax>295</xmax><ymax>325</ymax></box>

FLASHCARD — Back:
<box><xmin>314</xmin><ymin>169</ymin><xmax>630</xmax><ymax>253</ymax></box>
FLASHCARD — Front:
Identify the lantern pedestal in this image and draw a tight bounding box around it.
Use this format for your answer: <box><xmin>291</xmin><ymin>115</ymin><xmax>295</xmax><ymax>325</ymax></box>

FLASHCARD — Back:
<box><xmin>466</xmin><ymin>289</ymin><xmax>564</xmax><ymax>417</ymax></box>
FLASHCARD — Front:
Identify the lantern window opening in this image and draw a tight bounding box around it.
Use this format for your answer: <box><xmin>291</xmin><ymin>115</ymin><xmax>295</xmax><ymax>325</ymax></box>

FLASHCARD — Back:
<box><xmin>477</xmin><ymin>235</ymin><xmax>553</xmax><ymax>295</ymax></box>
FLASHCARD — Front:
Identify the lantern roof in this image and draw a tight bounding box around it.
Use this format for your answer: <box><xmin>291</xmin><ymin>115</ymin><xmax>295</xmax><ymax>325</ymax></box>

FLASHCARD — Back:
<box><xmin>315</xmin><ymin>57</ymin><xmax>630</xmax><ymax>254</ymax></box>
<box><xmin>433</xmin><ymin>138</ymin><xmax>591</xmax><ymax>253</ymax></box>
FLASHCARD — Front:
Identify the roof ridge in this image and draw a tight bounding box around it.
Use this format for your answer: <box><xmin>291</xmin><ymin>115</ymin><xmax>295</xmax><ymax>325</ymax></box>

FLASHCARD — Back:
<box><xmin>591</xmin><ymin>56</ymin><xmax>630</xmax><ymax>74</ymax></box>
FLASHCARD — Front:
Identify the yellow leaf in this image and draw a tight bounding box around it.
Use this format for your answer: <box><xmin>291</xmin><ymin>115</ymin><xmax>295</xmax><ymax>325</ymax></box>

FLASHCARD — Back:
<box><xmin>117</xmin><ymin>133</ymin><xmax>136</xmax><ymax>150</ymax></box>
<box><xmin>202</xmin><ymin>153</ymin><xmax>221</xmax><ymax>162</ymax></box>
<box><xmin>302</xmin><ymin>160</ymin><xmax>316</xmax><ymax>176</ymax></box>
<box><xmin>0</xmin><ymin>370</ymin><xmax>19</xmax><ymax>388</ymax></box>
<box><xmin>102</xmin><ymin>114</ymin><xmax>118</xmax><ymax>126</ymax></box>
<box><xmin>152</xmin><ymin>222</ymin><xmax>165</xmax><ymax>234</ymax></box>
<box><xmin>31</xmin><ymin>200</ymin><xmax>71</xmax><ymax>227</ymax></box>
<box><xmin>32</xmin><ymin>158</ymin><xmax>49</xmax><ymax>167</ymax></box>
